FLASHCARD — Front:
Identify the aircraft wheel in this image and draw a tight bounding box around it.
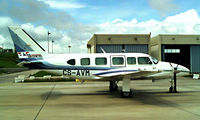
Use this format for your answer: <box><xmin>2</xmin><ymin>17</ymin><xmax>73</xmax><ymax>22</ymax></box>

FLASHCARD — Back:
<box><xmin>121</xmin><ymin>90</ymin><xmax>132</xmax><ymax>98</ymax></box>
<box><xmin>109</xmin><ymin>81</ymin><xmax>118</xmax><ymax>92</ymax></box>
<box><xmin>169</xmin><ymin>86</ymin><xmax>173</xmax><ymax>93</ymax></box>
<box><xmin>113</xmin><ymin>85</ymin><xmax>118</xmax><ymax>91</ymax></box>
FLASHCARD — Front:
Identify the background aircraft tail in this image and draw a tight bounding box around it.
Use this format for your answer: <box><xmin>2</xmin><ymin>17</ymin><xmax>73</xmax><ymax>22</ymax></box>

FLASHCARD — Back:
<box><xmin>8</xmin><ymin>26</ymin><xmax>46</xmax><ymax>61</ymax></box>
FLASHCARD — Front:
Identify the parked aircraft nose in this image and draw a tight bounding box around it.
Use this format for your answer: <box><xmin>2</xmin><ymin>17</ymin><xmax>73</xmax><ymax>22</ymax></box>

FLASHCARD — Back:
<box><xmin>177</xmin><ymin>65</ymin><xmax>190</xmax><ymax>72</ymax></box>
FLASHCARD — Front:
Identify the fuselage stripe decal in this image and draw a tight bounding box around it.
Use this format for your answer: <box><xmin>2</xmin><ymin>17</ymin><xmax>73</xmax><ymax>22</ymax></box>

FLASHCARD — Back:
<box><xmin>94</xmin><ymin>70</ymin><xmax>138</xmax><ymax>76</ymax></box>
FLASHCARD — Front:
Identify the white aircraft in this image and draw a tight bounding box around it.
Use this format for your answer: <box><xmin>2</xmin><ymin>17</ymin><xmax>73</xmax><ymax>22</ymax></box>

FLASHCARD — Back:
<box><xmin>8</xmin><ymin>26</ymin><xmax>190</xmax><ymax>97</ymax></box>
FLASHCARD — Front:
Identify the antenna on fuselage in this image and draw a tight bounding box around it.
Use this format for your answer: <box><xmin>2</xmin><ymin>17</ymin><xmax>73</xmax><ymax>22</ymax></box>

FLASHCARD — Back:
<box><xmin>121</xmin><ymin>49</ymin><xmax>126</xmax><ymax>53</ymax></box>
<box><xmin>100</xmin><ymin>47</ymin><xmax>106</xmax><ymax>53</ymax></box>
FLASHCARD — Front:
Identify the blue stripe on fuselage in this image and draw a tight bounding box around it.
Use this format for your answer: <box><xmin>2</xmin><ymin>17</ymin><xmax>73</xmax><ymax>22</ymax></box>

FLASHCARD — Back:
<box><xmin>94</xmin><ymin>70</ymin><xmax>138</xmax><ymax>76</ymax></box>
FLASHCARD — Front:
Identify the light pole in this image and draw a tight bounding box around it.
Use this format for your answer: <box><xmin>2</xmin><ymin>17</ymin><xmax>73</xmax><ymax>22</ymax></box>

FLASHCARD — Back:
<box><xmin>52</xmin><ymin>40</ymin><xmax>54</xmax><ymax>54</ymax></box>
<box><xmin>68</xmin><ymin>45</ymin><xmax>71</xmax><ymax>53</ymax></box>
<box><xmin>48</xmin><ymin>31</ymin><xmax>51</xmax><ymax>53</ymax></box>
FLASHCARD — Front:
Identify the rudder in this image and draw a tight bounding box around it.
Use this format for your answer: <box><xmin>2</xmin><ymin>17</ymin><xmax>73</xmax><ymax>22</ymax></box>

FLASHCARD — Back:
<box><xmin>8</xmin><ymin>26</ymin><xmax>46</xmax><ymax>61</ymax></box>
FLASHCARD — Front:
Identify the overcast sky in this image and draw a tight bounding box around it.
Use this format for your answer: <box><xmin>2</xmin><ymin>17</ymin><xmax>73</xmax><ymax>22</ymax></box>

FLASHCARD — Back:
<box><xmin>0</xmin><ymin>0</ymin><xmax>200</xmax><ymax>53</ymax></box>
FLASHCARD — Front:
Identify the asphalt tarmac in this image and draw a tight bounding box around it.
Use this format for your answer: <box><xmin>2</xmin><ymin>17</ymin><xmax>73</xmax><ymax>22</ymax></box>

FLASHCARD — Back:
<box><xmin>0</xmin><ymin>72</ymin><xmax>200</xmax><ymax>120</ymax></box>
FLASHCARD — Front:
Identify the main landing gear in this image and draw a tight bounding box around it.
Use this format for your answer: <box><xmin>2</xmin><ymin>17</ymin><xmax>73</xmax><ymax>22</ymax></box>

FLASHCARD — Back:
<box><xmin>121</xmin><ymin>76</ymin><xmax>132</xmax><ymax>97</ymax></box>
<box><xmin>109</xmin><ymin>81</ymin><xmax>118</xmax><ymax>92</ymax></box>
<box><xmin>109</xmin><ymin>77</ymin><xmax>132</xmax><ymax>98</ymax></box>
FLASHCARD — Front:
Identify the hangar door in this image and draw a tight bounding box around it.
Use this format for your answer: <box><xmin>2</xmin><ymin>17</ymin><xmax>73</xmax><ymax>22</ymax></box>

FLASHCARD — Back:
<box><xmin>96</xmin><ymin>44</ymin><xmax>148</xmax><ymax>53</ymax></box>
<box><xmin>190</xmin><ymin>45</ymin><xmax>200</xmax><ymax>73</ymax></box>
<box><xmin>125</xmin><ymin>45</ymin><xmax>148</xmax><ymax>53</ymax></box>
<box><xmin>162</xmin><ymin>45</ymin><xmax>190</xmax><ymax>69</ymax></box>
<box><xmin>96</xmin><ymin>45</ymin><xmax>122</xmax><ymax>53</ymax></box>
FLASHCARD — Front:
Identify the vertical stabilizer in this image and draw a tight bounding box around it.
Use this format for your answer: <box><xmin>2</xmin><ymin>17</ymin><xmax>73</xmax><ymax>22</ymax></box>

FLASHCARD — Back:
<box><xmin>8</xmin><ymin>26</ymin><xmax>46</xmax><ymax>61</ymax></box>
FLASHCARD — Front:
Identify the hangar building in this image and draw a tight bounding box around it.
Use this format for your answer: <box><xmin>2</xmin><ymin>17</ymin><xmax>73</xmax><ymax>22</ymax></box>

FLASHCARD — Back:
<box><xmin>151</xmin><ymin>34</ymin><xmax>200</xmax><ymax>73</ymax></box>
<box><xmin>87</xmin><ymin>34</ymin><xmax>200</xmax><ymax>73</ymax></box>
<box><xmin>87</xmin><ymin>34</ymin><xmax>151</xmax><ymax>54</ymax></box>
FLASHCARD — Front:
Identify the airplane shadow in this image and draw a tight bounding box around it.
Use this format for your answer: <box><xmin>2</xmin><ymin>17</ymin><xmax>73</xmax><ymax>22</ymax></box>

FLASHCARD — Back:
<box><xmin>40</xmin><ymin>87</ymin><xmax>198</xmax><ymax>107</ymax></box>
<box><xmin>40</xmin><ymin>91</ymin><xmax>112</xmax><ymax>101</ymax></box>
<box><xmin>110</xmin><ymin>88</ymin><xmax>200</xmax><ymax>107</ymax></box>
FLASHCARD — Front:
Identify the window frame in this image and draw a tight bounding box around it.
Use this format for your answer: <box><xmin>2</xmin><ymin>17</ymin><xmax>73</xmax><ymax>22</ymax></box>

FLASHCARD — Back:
<box><xmin>138</xmin><ymin>57</ymin><xmax>152</xmax><ymax>65</ymax></box>
<box><xmin>95</xmin><ymin>57</ymin><xmax>107</xmax><ymax>65</ymax></box>
<box><xmin>67</xmin><ymin>59</ymin><xmax>76</xmax><ymax>65</ymax></box>
<box><xmin>127</xmin><ymin>57</ymin><xmax>136</xmax><ymax>65</ymax></box>
<box><xmin>80</xmin><ymin>58</ymin><xmax>90</xmax><ymax>65</ymax></box>
<box><xmin>110</xmin><ymin>55</ymin><xmax>126</xmax><ymax>67</ymax></box>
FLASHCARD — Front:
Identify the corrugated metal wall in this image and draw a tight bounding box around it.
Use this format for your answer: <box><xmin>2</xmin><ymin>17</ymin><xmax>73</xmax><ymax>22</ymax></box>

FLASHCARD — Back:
<box><xmin>190</xmin><ymin>45</ymin><xmax>200</xmax><ymax>73</ymax></box>
<box><xmin>125</xmin><ymin>45</ymin><xmax>148</xmax><ymax>53</ymax></box>
<box><xmin>96</xmin><ymin>44</ymin><xmax>148</xmax><ymax>53</ymax></box>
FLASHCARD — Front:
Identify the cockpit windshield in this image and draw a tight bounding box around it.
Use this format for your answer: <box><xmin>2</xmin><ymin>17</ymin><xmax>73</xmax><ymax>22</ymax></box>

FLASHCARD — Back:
<box><xmin>151</xmin><ymin>57</ymin><xmax>158</xmax><ymax>64</ymax></box>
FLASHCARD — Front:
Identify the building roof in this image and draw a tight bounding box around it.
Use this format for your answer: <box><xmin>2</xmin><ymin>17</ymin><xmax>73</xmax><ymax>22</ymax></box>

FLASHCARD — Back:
<box><xmin>92</xmin><ymin>33</ymin><xmax>151</xmax><ymax>36</ymax></box>
<box><xmin>157</xmin><ymin>34</ymin><xmax>200</xmax><ymax>36</ymax></box>
<box><xmin>151</xmin><ymin>34</ymin><xmax>200</xmax><ymax>45</ymax></box>
<box><xmin>87</xmin><ymin>33</ymin><xmax>151</xmax><ymax>46</ymax></box>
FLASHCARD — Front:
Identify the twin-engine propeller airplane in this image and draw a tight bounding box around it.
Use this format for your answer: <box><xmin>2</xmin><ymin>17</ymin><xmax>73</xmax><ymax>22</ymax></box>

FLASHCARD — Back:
<box><xmin>8</xmin><ymin>26</ymin><xmax>190</xmax><ymax>97</ymax></box>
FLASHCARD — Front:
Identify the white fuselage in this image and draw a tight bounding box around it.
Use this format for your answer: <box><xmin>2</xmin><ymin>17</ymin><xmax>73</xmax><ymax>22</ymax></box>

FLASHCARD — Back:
<box><xmin>37</xmin><ymin>53</ymin><xmax>189</xmax><ymax>81</ymax></box>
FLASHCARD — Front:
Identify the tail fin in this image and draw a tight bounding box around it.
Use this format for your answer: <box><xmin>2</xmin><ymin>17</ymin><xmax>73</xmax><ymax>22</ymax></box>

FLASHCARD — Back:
<box><xmin>8</xmin><ymin>26</ymin><xmax>46</xmax><ymax>61</ymax></box>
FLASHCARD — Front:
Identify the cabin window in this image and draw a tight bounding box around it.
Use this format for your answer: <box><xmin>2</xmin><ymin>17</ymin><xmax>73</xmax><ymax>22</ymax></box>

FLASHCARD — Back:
<box><xmin>138</xmin><ymin>57</ymin><xmax>152</xmax><ymax>65</ymax></box>
<box><xmin>81</xmin><ymin>58</ymin><xmax>90</xmax><ymax>65</ymax></box>
<box><xmin>112</xmin><ymin>57</ymin><xmax>124</xmax><ymax>65</ymax></box>
<box><xmin>127</xmin><ymin>57</ymin><xmax>136</xmax><ymax>65</ymax></box>
<box><xmin>151</xmin><ymin>57</ymin><xmax>158</xmax><ymax>64</ymax></box>
<box><xmin>67</xmin><ymin>59</ymin><xmax>75</xmax><ymax>65</ymax></box>
<box><xmin>95</xmin><ymin>57</ymin><xmax>107</xmax><ymax>65</ymax></box>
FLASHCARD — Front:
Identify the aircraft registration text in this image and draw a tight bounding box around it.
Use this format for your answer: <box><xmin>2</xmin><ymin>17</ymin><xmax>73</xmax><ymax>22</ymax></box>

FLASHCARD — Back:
<box><xmin>63</xmin><ymin>69</ymin><xmax>90</xmax><ymax>76</ymax></box>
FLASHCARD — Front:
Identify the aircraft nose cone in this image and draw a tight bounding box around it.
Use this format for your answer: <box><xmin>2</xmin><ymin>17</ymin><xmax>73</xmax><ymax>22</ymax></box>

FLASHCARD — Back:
<box><xmin>178</xmin><ymin>65</ymin><xmax>190</xmax><ymax>72</ymax></box>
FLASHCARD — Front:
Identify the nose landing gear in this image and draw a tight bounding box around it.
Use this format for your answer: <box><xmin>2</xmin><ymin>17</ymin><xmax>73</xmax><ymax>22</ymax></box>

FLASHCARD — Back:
<box><xmin>169</xmin><ymin>68</ymin><xmax>177</xmax><ymax>93</ymax></box>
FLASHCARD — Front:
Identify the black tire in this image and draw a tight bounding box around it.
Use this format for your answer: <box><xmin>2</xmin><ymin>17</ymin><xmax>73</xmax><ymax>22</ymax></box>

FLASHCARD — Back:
<box><xmin>121</xmin><ymin>90</ymin><xmax>132</xmax><ymax>98</ymax></box>
<box><xmin>169</xmin><ymin>86</ymin><xmax>173</xmax><ymax>93</ymax></box>
<box><xmin>109</xmin><ymin>81</ymin><xmax>118</xmax><ymax>92</ymax></box>
<box><xmin>113</xmin><ymin>85</ymin><xmax>118</xmax><ymax>91</ymax></box>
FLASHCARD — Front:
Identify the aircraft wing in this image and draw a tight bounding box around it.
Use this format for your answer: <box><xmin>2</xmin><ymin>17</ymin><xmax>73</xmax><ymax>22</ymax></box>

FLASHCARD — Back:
<box><xmin>94</xmin><ymin>68</ymin><xmax>159</xmax><ymax>79</ymax></box>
